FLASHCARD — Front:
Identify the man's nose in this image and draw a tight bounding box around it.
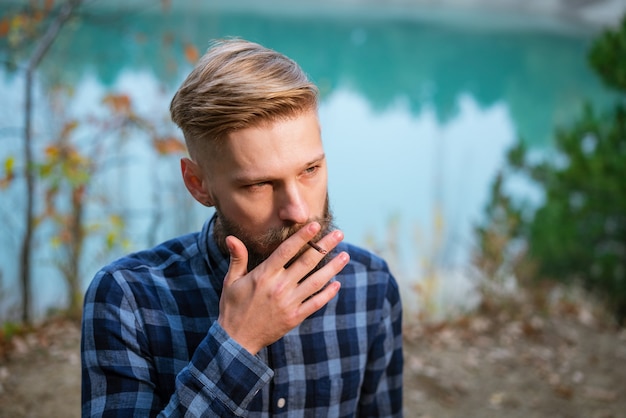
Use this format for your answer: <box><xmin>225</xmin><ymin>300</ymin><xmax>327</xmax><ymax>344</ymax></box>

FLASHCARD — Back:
<box><xmin>277</xmin><ymin>183</ymin><xmax>309</xmax><ymax>225</ymax></box>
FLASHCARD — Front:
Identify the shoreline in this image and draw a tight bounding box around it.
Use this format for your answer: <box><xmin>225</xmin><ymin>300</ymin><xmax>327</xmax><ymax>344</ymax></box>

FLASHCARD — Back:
<box><xmin>190</xmin><ymin>0</ymin><xmax>626</xmax><ymax>32</ymax></box>
<box><xmin>45</xmin><ymin>0</ymin><xmax>626</xmax><ymax>32</ymax></box>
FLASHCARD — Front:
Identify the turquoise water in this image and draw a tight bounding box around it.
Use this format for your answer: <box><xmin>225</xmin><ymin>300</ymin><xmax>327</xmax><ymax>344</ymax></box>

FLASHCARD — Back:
<box><xmin>0</xmin><ymin>1</ymin><xmax>616</xmax><ymax>318</ymax></box>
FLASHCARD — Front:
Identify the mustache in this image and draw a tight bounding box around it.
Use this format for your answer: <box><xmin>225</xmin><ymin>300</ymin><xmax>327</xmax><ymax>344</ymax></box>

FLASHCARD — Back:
<box><xmin>211</xmin><ymin>194</ymin><xmax>334</xmax><ymax>271</ymax></box>
<box><xmin>256</xmin><ymin>212</ymin><xmax>334</xmax><ymax>251</ymax></box>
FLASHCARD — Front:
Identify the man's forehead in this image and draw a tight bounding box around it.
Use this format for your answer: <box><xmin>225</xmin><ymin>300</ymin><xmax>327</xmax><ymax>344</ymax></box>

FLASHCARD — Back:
<box><xmin>215</xmin><ymin>112</ymin><xmax>324</xmax><ymax>177</ymax></box>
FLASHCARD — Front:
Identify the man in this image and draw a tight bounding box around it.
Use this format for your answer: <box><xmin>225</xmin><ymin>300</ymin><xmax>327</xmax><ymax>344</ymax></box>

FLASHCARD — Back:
<box><xmin>81</xmin><ymin>38</ymin><xmax>403</xmax><ymax>417</ymax></box>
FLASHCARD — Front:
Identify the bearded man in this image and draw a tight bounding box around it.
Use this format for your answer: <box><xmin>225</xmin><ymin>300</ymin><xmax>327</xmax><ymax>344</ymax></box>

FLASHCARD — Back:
<box><xmin>81</xmin><ymin>38</ymin><xmax>403</xmax><ymax>417</ymax></box>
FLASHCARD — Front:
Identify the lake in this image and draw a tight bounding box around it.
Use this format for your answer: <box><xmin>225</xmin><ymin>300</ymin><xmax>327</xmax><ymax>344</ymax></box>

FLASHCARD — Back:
<box><xmin>0</xmin><ymin>0</ymin><xmax>616</xmax><ymax>319</ymax></box>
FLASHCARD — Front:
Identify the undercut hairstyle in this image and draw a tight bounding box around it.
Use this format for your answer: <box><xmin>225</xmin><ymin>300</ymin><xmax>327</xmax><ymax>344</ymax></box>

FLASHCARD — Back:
<box><xmin>170</xmin><ymin>38</ymin><xmax>319</xmax><ymax>164</ymax></box>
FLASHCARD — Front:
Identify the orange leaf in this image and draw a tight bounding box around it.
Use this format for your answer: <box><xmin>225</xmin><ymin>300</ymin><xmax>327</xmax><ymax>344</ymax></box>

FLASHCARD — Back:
<box><xmin>0</xmin><ymin>18</ymin><xmax>9</xmax><ymax>37</ymax></box>
<box><xmin>184</xmin><ymin>43</ymin><xmax>199</xmax><ymax>64</ymax></box>
<box><xmin>103</xmin><ymin>93</ymin><xmax>132</xmax><ymax>114</ymax></box>
<box><xmin>33</xmin><ymin>10</ymin><xmax>44</xmax><ymax>23</ymax></box>
<box><xmin>45</xmin><ymin>144</ymin><xmax>60</xmax><ymax>159</ymax></box>
<box><xmin>153</xmin><ymin>136</ymin><xmax>187</xmax><ymax>155</ymax></box>
<box><xmin>60</xmin><ymin>120</ymin><xmax>79</xmax><ymax>140</ymax></box>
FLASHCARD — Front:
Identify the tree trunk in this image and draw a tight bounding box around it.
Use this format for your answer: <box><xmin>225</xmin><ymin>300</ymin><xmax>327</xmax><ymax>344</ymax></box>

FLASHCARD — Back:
<box><xmin>19</xmin><ymin>0</ymin><xmax>83</xmax><ymax>323</ymax></box>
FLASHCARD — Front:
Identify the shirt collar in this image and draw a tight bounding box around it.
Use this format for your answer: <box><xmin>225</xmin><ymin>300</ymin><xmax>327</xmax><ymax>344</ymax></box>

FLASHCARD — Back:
<box><xmin>200</xmin><ymin>213</ymin><xmax>230</xmax><ymax>290</ymax></box>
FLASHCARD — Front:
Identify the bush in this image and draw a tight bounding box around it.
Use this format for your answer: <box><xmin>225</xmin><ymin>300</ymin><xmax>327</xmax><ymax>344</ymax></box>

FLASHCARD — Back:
<box><xmin>476</xmin><ymin>16</ymin><xmax>626</xmax><ymax>322</ymax></box>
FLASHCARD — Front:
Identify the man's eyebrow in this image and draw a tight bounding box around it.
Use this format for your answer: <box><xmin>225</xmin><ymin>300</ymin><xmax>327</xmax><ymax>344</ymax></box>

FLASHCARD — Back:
<box><xmin>305</xmin><ymin>153</ymin><xmax>326</xmax><ymax>167</ymax></box>
<box><xmin>233</xmin><ymin>173</ymin><xmax>271</xmax><ymax>185</ymax></box>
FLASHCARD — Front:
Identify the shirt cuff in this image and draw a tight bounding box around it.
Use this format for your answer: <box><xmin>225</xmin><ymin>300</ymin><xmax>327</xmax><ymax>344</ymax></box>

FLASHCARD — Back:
<box><xmin>186</xmin><ymin>321</ymin><xmax>273</xmax><ymax>415</ymax></box>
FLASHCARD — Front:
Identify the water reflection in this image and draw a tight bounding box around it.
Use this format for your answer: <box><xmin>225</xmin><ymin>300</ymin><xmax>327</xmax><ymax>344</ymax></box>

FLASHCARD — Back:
<box><xmin>32</xmin><ymin>4</ymin><xmax>613</xmax><ymax>145</ymax></box>
<box><xmin>0</xmin><ymin>2</ymin><xmax>615</xmax><ymax>317</ymax></box>
<box><xmin>322</xmin><ymin>88</ymin><xmax>515</xmax><ymax>314</ymax></box>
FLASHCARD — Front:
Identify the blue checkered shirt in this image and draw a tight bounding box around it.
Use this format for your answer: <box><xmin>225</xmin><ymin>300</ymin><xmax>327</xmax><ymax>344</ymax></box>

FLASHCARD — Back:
<box><xmin>81</xmin><ymin>215</ymin><xmax>403</xmax><ymax>417</ymax></box>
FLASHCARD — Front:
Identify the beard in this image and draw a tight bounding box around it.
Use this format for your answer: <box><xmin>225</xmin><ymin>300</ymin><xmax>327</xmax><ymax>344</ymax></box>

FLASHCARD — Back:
<box><xmin>213</xmin><ymin>195</ymin><xmax>336</xmax><ymax>271</ymax></box>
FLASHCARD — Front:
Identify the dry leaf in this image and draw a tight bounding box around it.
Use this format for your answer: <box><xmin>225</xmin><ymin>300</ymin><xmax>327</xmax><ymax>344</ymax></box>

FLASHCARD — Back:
<box><xmin>184</xmin><ymin>43</ymin><xmax>199</xmax><ymax>63</ymax></box>
<box><xmin>153</xmin><ymin>136</ymin><xmax>186</xmax><ymax>155</ymax></box>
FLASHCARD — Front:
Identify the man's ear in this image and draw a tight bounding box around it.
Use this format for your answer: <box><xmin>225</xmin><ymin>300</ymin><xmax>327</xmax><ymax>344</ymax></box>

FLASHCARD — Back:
<box><xmin>181</xmin><ymin>157</ymin><xmax>214</xmax><ymax>206</ymax></box>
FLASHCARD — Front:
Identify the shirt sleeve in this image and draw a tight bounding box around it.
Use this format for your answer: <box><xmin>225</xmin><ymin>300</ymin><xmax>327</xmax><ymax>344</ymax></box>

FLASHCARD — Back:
<box><xmin>357</xmin><ymin>274</ymin><xmax>404</xmax><ymax>417</ymax></box>
<box><xmin>81</xmin><ymin>270</ymin><xmax>273</xmax><ymax>417</ymax></box>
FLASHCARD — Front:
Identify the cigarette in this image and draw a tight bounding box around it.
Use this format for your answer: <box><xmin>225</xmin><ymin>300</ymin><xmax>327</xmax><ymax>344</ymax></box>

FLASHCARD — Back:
<box><xmin>307</xmin><ymin>240</ymin><xmax>328</xmax><ymax>254</ymax></box>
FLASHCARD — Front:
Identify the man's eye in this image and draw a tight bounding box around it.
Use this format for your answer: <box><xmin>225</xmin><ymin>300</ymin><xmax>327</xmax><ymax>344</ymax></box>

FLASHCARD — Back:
<box><xmin>246</xmin><ymin>181</ymin><xmax>270</xmax><ymax>191</ymax></box>
<box><xmin>304</xmin><ymin>166</ymin><xmax>318</xmax><ymax>175</ymax></box>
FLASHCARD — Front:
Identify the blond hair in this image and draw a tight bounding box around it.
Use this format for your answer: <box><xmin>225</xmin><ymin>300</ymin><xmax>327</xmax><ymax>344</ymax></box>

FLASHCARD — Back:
<box><xmin>170</xmin><ymin>38</ymin><xmax>319</xmax><ymax>162</ymax></box>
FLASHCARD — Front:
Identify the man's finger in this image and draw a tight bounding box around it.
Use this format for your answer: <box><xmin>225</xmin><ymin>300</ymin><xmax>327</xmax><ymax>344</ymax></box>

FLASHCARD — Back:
<box><xmin>223</xmin><ymin>235</ymin><xmax>249</xmax><ymax>287</ymax></box>
<box><xmin>265</xmin><ymin>221</ymin><xmax>322</xmax><ymax>268</ymax></box>
<box><xmin>298</xmin><ymin>279</ymin><xmax>342</xmax><ymax>318</ymax></box>
<box><xmin>287</xmin><ymin>229</ymin><xmax>345</xmax><ymax>277</ymax></box>
<box><xmin>295</xmin><ymin>250</ymin><xmax>349</xmax><ymax>301</ymax></box>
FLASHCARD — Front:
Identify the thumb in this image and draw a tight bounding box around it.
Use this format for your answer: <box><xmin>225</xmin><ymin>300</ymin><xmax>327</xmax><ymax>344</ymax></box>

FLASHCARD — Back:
<box><xmin>223</xmin><ymin>235</ymin><xmax>249</xmax><ymax>287</ymax></box>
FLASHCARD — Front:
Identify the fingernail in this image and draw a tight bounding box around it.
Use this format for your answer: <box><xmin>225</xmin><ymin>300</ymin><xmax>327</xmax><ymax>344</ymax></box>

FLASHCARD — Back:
<box><xmin>225</xmin><ymin>236</ymin><xmax>235</xmax><ymax>253</ymax></box>
<box><xmin>308</xmin><ymin>222</ymin><xmax>321</xmax><ymax>233</ymax></box>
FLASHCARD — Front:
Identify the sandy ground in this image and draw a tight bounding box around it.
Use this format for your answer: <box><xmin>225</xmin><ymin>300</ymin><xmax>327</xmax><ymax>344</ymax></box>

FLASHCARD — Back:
<box><xmin>0</xmin><ymin>319</ymin><xmax>81</xmax><ymax>418</ymax></box>
<box><xmin>402</xmin><ymin>310</ymin><xmax>626</xmax><ymax>418</ymax></box>
<box><xmin>0</xmin><ymin>303</ymin><xmax>624</xmax><ymax>418</ymax></box>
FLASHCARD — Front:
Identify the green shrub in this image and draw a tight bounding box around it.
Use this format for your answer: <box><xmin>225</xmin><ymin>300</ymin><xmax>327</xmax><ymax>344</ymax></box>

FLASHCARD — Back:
<box><xmin>476</xmin><ymin>16</ymin><xmax>626</xmax><ymax>322</ymax></box>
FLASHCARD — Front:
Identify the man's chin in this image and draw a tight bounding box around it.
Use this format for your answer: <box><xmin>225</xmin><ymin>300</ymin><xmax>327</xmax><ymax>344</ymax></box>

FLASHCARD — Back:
<box><xmin>245</xmin><ymin>248</ymin><xmax>274</xmax><ymax>271</ymax></box>
<box><xmin>248</xmin><ymin>243</ymin><xmax>278</xmax><ymax>262</ymax></box>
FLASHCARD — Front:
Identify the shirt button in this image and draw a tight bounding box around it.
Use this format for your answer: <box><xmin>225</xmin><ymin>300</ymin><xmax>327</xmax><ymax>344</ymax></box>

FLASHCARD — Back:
<box><xmin>277</xmin><ymin>397</ymin><xmax>286</xmax><ymax>409</ymax></box>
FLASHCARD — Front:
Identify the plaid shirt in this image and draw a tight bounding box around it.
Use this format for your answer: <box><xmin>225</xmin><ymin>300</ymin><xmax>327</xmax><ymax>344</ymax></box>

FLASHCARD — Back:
<box><xmin>81</xmin><ymin>215</ymin><xmax>403</xmax><ymax>417</ymax></box>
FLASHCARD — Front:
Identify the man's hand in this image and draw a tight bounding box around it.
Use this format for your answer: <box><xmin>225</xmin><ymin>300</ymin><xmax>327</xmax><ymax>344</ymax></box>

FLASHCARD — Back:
<box><xmin>217</xmin><ymin>222</ymin><xmax>349</xmax><ymax>355</ymax></box>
